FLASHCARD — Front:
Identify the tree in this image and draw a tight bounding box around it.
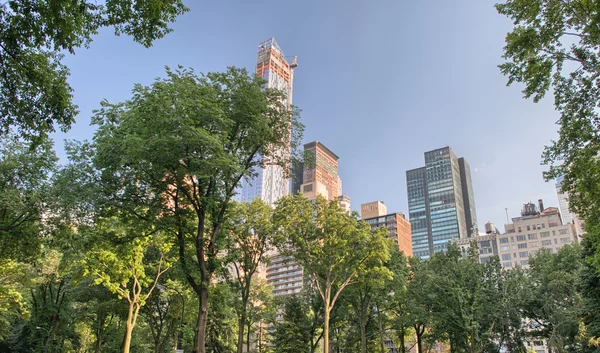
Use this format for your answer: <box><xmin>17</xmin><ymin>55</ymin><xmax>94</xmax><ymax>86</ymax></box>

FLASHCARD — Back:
<box><xmin>0</xmin><ymin>135</ymin><xmax>57</xmax><ymax>262</ymax></box>
<box><xmin>405</xmin><ymin>257</ymin><xmax>436</xmax><ymax>353</ymax></box>
<box><xmin>272</xmin><ymin>295</ymin><xmax>312</xmax><ymax>353</ymax></box>
<box><xmin>425</xmin><ymin>244</ymin><xmax>515</xmax><ymax>353</ymax></box>
<box><xmin>342</xmin><ymin>250</ymin><xmax>393</xmax><ymax>353</ymax></box>
<box><xmin>0</xmin><ymin>0</ymin><xmax>188</xmax><ymax>142</ymax></box>
<box><xmin>386</xmin><ymin>250</ymin><xmax>411</xmax><ymax>353</ymax></box>
<box><xmin>580</xmin><ymin>238</ymin><xmax>600</xmax><ymax>351</ymax></box>
<box><xmin>495</xmin><ymin>0</ymin><xmax>600</xmax><ymax>275</ymax></box>
<box><xmin>224</xmin><ymin>199</ymin><xmax>274</xmax><ymax>353</ymax></box>
<box><xmin>273</xmin><ymin>195</ymin><xmax>390</xmax><ymax>353</ymax></box>
<box><xmin>81</xmin><ymin>217</ymin><xmax>172</xmax><ymax>353</ymax></box>
<box><xmin>521</xmin><ymin>245</ymin><xmax>584</xmax><ymax>353</ymax></box>
<box><xmin>244</xmin><ymin>278</ymin><xmax>275</xmax><ymax>353</ymax></box>
<box><xmin>143</xmin><ymin>279</ymin><xmax>188</xmax><ymax>353</ymax></box>
<box><xmin>91</xmin><ymin>66</ymin><xmax>302</xmax><ymax>353</ymax></box>
<box><xmin>205</xmin><ymin>283</ymin><xmax>237</xmax><ymax>353</ymax></box>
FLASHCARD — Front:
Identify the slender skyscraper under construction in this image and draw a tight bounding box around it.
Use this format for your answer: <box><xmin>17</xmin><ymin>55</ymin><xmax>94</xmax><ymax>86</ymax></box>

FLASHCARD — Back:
<box><xmin>238</xmin><ymin>38</ymin><xmax>297</xmax><ymax>207</ymax></box>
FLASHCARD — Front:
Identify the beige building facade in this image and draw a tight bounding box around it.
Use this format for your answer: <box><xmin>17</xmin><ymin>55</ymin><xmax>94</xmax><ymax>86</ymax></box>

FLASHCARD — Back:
<box><xmin>361</xmin><ymin>201</ymin><xmax>413</xmax><ymax>256</ymax></box>
<box><xmin>497</xmin><ymin>202</ymin><xmax>577</xmax><ymax>269</ymax></box>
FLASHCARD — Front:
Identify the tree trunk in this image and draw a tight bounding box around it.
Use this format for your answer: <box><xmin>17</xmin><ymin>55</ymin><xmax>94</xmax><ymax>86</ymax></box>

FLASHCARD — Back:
<box><xmin>324</xmin><ymin>306</ymin><xmax>330</xmax><ymax>353</ymax></box>
<box><xmin>95</xmin><ymin>313</ymin><xmax>105</xmax><ymax>353</ymax></box>
<box><xmin>398</xmin><ymin>327</ymin><xmax>405</xmax><ymax>353</ymax></box>
<box><xmin>376</xmin><ymin>306</ymin><xmax>385</xmax><ymax>353</ymax></box>
<box><xmin>360</xmin><ymin>319</ymin><xmax>367</xmax><ymax>353</ymax></box>
<box><xmin>123</xmin><ymin>302</ymin><xmax>139</xmax><ymax>353</ymax></box>
<box><xmin>246</xmin><ymin>319</ymin><xmax>251</xmax><ymax>353</ymax></box>
<box><xmin>415</xmin><ymin>326</ymin><xmax>422</xmax><ymax>353</ymax></box>
<box><xmin>193</xmin><ymin>288</ymin><xmax>209</xmax><ymax>353</ymax></box>
<box><xmin>95</xmin><ymin>331</ymin><xmax>102</xmax><ymax>353</ymax></box>
<box><xmin>237</xmin><ymin>314</ymin><xmax>246</xmax><ymax>353</ymax></box>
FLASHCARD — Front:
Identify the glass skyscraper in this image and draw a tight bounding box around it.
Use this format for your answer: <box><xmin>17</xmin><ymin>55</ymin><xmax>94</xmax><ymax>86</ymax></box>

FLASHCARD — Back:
<box><xmin>406</xmin><ymin>147</ymin><xmax>477</xmax><ymax>259</ymax></box>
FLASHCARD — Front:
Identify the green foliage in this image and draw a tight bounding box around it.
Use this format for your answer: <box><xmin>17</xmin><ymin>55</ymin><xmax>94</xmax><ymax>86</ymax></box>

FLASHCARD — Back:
<box><xmin>0</xmin><ymin>0</ymin><xmax>188</xmax><ymax>142</ymax></box>
<box><xmin>91</xmin><ymin>65</ymin><xmax>302</xmax><ymax>353</ymax></box>
<box><xmin>81</xmin><ymin>216</ymin><xmax>172</xmax><ymax>353</ymax></box>
<box><xmin>224</xmin><ymin>199</ymin><xmax>274</xmax><ymax>353</ymax></box>
<box><xmin>272</xmin><ymin>296</ymin><xmax>313</xmax><ymax>353</ymax></box>
<box><xmin>0</xmin><ymin>135</ymin><xmax>57</xmax><ymax>262</ymax></box>
<box><xmin>496</xmin><ymin>0</ymin><xmax>600</xmax><ymax>276</ymax></box>
<box><xmin>273</xmin><ymin>195</ymin><xmax>390</xmax><ymax>353</ymax></box>
<box><xmin>523</xmin><ymin>245</ymin><xmax>584</xmax><ymax>352</ymax></box>
<box><xmin>205</xmin><ymin>283</ymin><xmax>237</xmax><ymax>353</ymax></box>
<box><xmin>580</xmin><ymin>238</ymin><xmax>600</xmax><ymax>349</ymax></box>
<box><xmin>339</xmin><ymin>243</ymin><xmax>394</xmax><ymax>353</ymax></box>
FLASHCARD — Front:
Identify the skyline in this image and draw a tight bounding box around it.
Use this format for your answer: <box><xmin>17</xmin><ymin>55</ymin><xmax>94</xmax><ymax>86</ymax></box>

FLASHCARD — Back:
<box><xmin>52</xmin><ymin>0</ymin><xmax>561</xmax><ymax>233</ymax></box>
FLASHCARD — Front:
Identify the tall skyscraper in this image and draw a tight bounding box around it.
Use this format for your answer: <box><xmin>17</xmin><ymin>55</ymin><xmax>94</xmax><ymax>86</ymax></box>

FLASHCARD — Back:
<box><xmin>239</xmin><ymin>38</ymin><xmax>296</xmax><ymax>207</ymax></box>
<box><xmin>406</xmin><ymin>147</ymin><xmax>477</xmax><ymax>259</ymax></box>
<box><xmin>267</xmin><ymin>140</ymin><xmax>345</xmax><ymax>296</ymax></box>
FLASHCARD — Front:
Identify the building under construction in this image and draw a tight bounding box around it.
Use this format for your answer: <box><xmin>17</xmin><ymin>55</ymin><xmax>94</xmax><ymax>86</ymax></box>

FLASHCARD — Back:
<box><xmin>239</xmin><ymin>38</ymin><xmax>297</xmax><ymax>207</ymax></box>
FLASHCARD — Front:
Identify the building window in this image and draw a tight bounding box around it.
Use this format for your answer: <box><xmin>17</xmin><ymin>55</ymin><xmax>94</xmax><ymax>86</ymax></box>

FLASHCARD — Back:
<box><xmin>499</xmin><ymin>237</ymin><xmax>509</xmax><ymax>244</ymax></box>
<box><xmin>518</xmin><ymin>243</ymin><xmax>528</xmax><ymax>249</ymax></box>
<box><xmin>521</xmin><ymin>260</ymin><xmax>529</xmax><ymax>266</ymax></box>
<box><xmin>541</xmin><ymin>223</ymin><xmax>546</xmax><ymax>228</ymax></box>
<box><xmin>541</xmin><ymin>240</ymin><xmax>552</xmax><ymax>246</ymax></box>
<box><xmin>560</xmin><ymin>237</ymin><xmax>570</xmax><ymax>243</ymax></box>
<box><xmin>540</xmin><ymin>231</ymin><xmax>550</xmax><ymax>237</ymax></box>
<box><xmin>559</xmin><ymin>229</ymin><xmax>569</xmax><ymax>235</ymax></box>
<box><xmin>518</xmin><ymin>227</ymin><xmax>522</xmax><ymax>232</ymax></box>
<box><xmin>519</xmin><ymin>251</ymin><xmax>528</xmax><ymax>258</ymax></box>
<box><xmin>502</xmin><ymin>254</ymin><xmax>511</xmax><ymax>261</ymax></box>
<box><xmin>528</xmin><ymin>233</ymin><xmax>538</xmax><ymax>240</ymax></box>
<box><xmin>516</xmin><ymin>235</ymin><xmax>526</xmax><ymax>241</ymax></box>
<box><xmin>501</xmin><ymin>246</ymin><xmax>510</xmax><ymax>251</ymax></box>
<box><xmin>503</xmin><ymin>262</ymin><xmax>513</xmax><ymax>268</ymax></box>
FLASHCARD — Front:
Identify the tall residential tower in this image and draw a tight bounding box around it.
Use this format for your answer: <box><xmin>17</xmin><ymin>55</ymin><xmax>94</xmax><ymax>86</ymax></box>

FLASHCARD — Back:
<box><xmin>239</xmin><ymin>38</ymin><xmax>296</xmax><ymax>207</ymax></box>
<box><xmin>406</xmin><ymin>147</ymin><xmax>477</xmax><ymax>259</ymax></box>
<box><xmin>267</xmin><ymin>140</ymin><xmax>348</xmax><ymax>296</ymax></box>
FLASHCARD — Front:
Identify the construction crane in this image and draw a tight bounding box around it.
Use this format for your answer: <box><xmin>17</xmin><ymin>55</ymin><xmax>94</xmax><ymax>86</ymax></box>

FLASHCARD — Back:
<box><xmin>289</xmin><ymin>56</ymin><xmax>298</xmax><ymax>68</ymax></box>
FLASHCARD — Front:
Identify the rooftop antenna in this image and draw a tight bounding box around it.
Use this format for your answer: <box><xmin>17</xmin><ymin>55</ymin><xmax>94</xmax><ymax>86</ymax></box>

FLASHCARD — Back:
<box><xmin>505</xmin><ymin>208</ymin><xmax>509</xmax><ymax>224</ymax></box>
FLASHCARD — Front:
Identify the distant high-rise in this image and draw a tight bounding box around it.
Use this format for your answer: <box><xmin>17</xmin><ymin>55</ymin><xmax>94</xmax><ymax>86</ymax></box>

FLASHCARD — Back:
<box><xmin>361</xmin><ymin>201</ymin><xmax>412</xmax><ymax>256</ymax></box>
<box><xmin>239</xmin><ymin>38</ymin><xmax>296</xmax><ymax>207</ymax></box>
<box><xmin>406</xmin><ymin>147</ymin><xmax>477</xmax><ymax>259</ymax></box>
<box><xmin>267</xmin><ymin>140</ymin><xmax>345</xmax><ymax>297</ymax></box>
<box><xmin>555</xmin><ymin>175</ymin><xmax>585</xmax><ymax>236</ymax></box>
<box><xmin>300</xmin><ymin>141</ymin><xmax>340</xmax><ymax>201</ymax></box>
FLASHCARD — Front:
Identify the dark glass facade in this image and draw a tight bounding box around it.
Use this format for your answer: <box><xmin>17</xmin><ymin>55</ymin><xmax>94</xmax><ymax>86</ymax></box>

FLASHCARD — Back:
<box><xmin>406</xmin><ymin>147</ymin><xmax>477</xmax><ymax>259</ymax></box>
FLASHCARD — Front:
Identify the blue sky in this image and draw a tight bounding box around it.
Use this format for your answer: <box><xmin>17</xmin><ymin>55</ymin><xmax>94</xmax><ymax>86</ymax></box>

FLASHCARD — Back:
<box><xmin>55</xmin><ymin>0</ymin><xmax>561</xmax><ymax>231</ymax></box>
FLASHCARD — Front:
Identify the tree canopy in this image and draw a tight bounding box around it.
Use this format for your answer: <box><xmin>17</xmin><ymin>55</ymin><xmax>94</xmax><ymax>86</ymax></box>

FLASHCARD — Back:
<box><xmin>0</xmin><ymin>0</ymin><xmax>188</xmax><ymax>142</ymax></box>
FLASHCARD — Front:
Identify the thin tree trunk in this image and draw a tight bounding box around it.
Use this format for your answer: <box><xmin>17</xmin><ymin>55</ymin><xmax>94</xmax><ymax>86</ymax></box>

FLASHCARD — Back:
<box><xmin>399</xmin><ymin>327</ymin><xmax>405</xmax><ymax>353</ymax></box>
<box><xmin>237</xmin><ymin>314</ymin><xmax>246</xmax><ymax>353</ymax></box>
<box><xmin>360</xmin><ymin>319</ymin><xmax>367</xmax><ymax>353</ymax></box>
<box><xmin>193</xmin><ymin>288</ymin><xmax>209</xmax><ymax>353</ymax></box>
<box><xmin>95</xmin><ymin>313</ymin><xmax>105</xmax><ymax>353</ymax></box>
<box><xmin>377</xmin><ymin>306</ymin><xmax>385</xmax><ymax>353</ymax></box>
<box><xmin>123</xmin><ymin>302</ymin><xmax>138</xmax><ymax>353</ymax></box>
<box><xmin>246</xmin><ymin>319</ymin><xmax>251</xmax><ymax>353</ymax></box>
<box><xmin>324</xmin><ymin>307</ymin><xmax>330</xmax><ymax>353</ymax></box>
<box><xmin>95</xmin><ymin>331</ymin><xmax>102</xmax><ymax>353</ymax></box>
<box><xmin>415</xmin><ymin>325</ymin><xmax>423</xmax><ymax>353</ymax></box>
